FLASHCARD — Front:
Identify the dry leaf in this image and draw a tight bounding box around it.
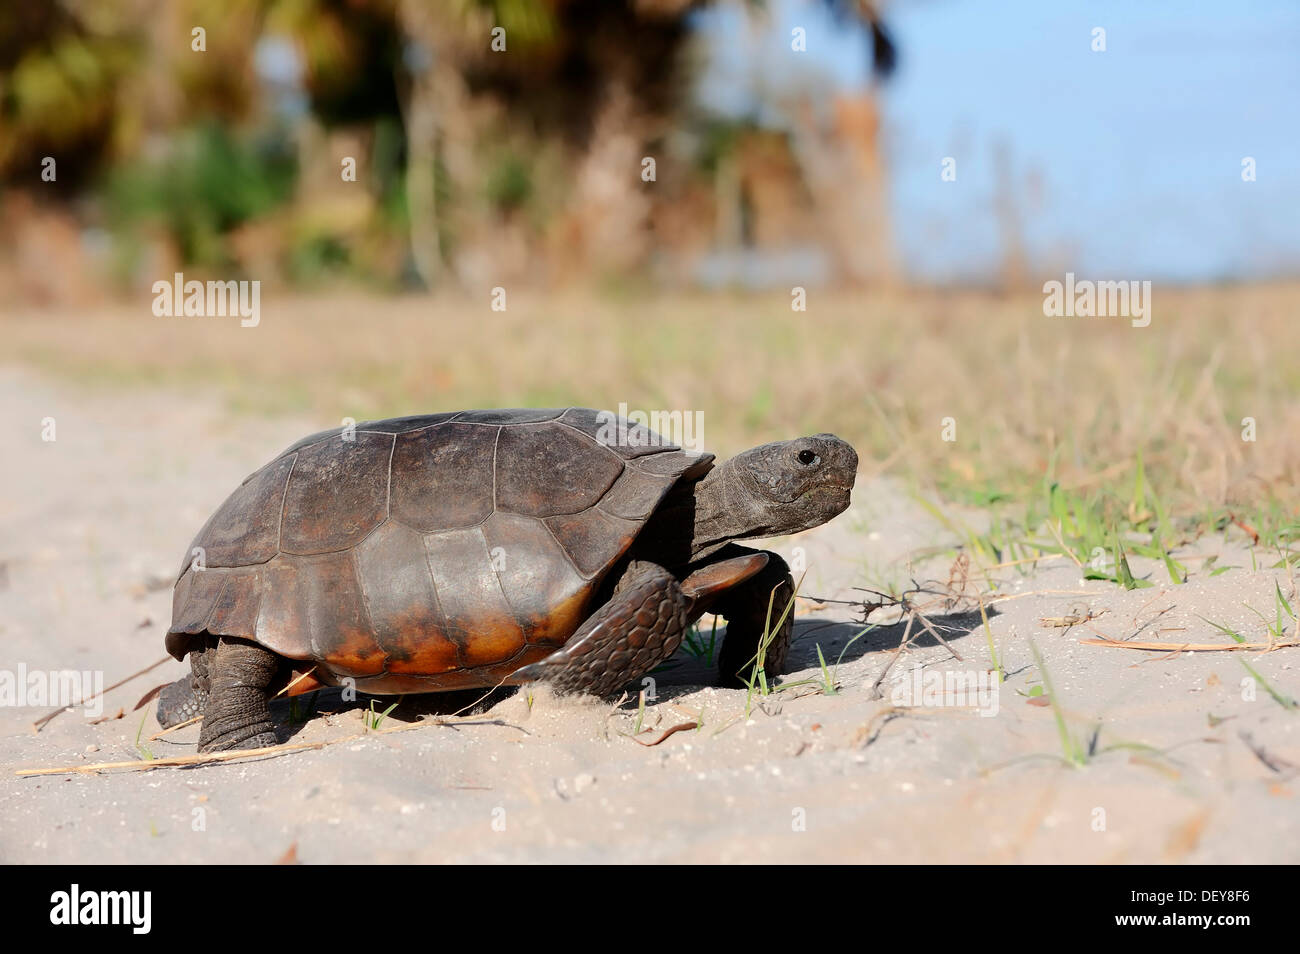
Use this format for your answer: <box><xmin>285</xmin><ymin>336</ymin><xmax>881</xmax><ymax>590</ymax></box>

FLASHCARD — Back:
<box><xmin>89</xmin><ymin>708</ymin><xmax>124</xmax><ymax>725</ymax></box>
<box><xmin>630</xmin><ymin>722</ymin><xmax>698</xmax><ymax>746</ymax></box>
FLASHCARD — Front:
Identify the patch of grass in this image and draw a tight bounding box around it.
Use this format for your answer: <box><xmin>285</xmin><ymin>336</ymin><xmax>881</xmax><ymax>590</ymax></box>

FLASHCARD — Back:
<box><xmin>363</xmin><ymin>698</ymin><xmax>399</xmax><ymax>730</ymax></box>
<box><xmin>1275</xmin><ymin>581</ymin><xmax>1296</xmax><ymax>624</ymax></box>
<box><xmin>814</xmin><ymin>645</ymin><xmax>834</xmax><ymax>694</ymax></box>
<box><xmin>1151</xmin><ymin>535</ymin><xmax>1188</xmax><ymax>584</ymax></box>
<box><xmin>1015</xmin><ymin>639</ymin><xmax>1177</xmax><ymax>772</ymax></box>
<box><xmin>1242</xmin><ymin>581</ymin><xmax>1298</xmax><ymax>645</ymax></box>
<box><xmin>812</xmin><ymin>625</ymin><xmax>873</xmax><ymax>696</ymax></box>
<box><xmin>134</xmin><ymin>710</ymin><xmax>154</xmax><ymax>761</ymax></box>
<box><xmin>632</xmin><ymin>689</ymin><xmax>648</xmax><ymax>735</ymax></box>
<box><xmin>1027</xmin><ymin>637</ymin><xmax>1088</xmax><ymax>768</ymax></box>
<box><xmin>1111</xmin><ymin>532</ymin><xmax>1153</xmax><ymax>590</ymax></box>
<box><xmin>739</xmin><ymin>573</ymin><xmax>804</xmax><ymax>715</ymax></box>
<box><xmin>680</xmin><ymin>617</ymin><xmax>719</xmax><ymax>666</ymax></box>
<box><xmin>923</xmin><ymin>459</ymin><xmax>1295</xmax><ymax>594</ymax></box>
<box><xmin>7</xmin><ymin>285</ymin><xmax>1300</xmax><ymax>529</ymax></box>
<box><xmin>979</xmin><ymin>597</ymin><xmax>1003</xmax><ymax>683</ymax></box>
<box><xmin>1198</xmin><ymin>615</ymin><xmax>1298</xmax><ymax>711</ymax></box>
<box><xmin>288</xmin><ymin>690</ymin><xmax>320</xmax><ymax>726</ymax></box>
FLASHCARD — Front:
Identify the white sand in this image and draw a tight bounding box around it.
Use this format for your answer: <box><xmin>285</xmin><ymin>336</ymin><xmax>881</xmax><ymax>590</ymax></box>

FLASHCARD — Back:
<box><xmin>2</xmin><ymin>367</ymin><xmax>1297</xmax><ymax>863</ymax></box>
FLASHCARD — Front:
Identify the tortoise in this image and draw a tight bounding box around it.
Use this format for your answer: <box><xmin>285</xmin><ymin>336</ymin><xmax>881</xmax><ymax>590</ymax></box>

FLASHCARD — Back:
<box><xmin>157</xmin><ymin>408</ymin><xmax>857</xmax><ymax>751</ymax></box>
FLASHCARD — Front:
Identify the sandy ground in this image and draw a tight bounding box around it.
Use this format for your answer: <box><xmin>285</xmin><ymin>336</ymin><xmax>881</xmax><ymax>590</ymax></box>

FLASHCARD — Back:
<box><xmin>2</xmin><ymin>366</ymin><xmax>1298</xmax><ymax>864</ymax></box>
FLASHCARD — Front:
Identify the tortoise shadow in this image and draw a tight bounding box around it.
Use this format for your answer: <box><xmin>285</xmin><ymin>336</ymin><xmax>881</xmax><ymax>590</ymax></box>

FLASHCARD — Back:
<box><xmin>653</xmin><ymin>604</ymin><xmax>1000</xmax><ymax>688</ymax></box>
<box><xmin>270</xmin><ymin>686</ymin><xmax>514</xmax><ymax>744</ymax></box>
<box><xmin>786</xmin><ymin>604</ymin><xmax>998</xmax><ymax>673</ymax></box>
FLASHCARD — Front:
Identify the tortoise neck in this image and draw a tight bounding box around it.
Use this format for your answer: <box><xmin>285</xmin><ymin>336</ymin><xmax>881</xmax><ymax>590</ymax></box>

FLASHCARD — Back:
<box><xmin>689</xmin><ymin>460</ymin><xmax>761</xmax><ymax>560</ymax></box>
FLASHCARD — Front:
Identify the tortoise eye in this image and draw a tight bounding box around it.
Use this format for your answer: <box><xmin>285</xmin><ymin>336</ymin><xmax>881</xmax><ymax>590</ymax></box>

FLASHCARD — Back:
<box><xmin>797</xmin><ymin>450</ymin><xmax>818</xmax><ymax>466</ymax></box>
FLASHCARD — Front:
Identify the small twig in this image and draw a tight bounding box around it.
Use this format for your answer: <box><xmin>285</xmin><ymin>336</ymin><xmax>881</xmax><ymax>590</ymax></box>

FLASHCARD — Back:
<box><xmin>1046</xmin><ymin>520</ymin><xmax>1084</xmax><ymax>569</ymax></box>
<box><xmin>1132</xmin><ymin>592</ymin><xmax>1167</xmax><ymax>624</ymax></box>
<box><xmin>17</xmin><ymin>736</ymin><xmax>352</xmax><ymax>776</ymax></box>
<box><xmin>16</xmin><ymin>715</ymin><xmax>527</xmax><ymax>777</ymax></box>
<box><xmin>133</xmin><ymin>683</ymin><xmax>165</xmax><ymax>711</ymax></box>
<box><xmin>32</xmin><ymin>655</ymin><xmax>172</xmax><ymax>733</ymax></box>
<box><xmin>987</xmin><ymin>589</ymin><xmax>1100</xmax><ymax>604</ymax></box>
<box><xmin>986</xmin><ymin>553</ymin><xmax>1066</xmax><ymax>571</ymax></box>
<box><xmin>709</xmin><ymin>714</ymin><xmax>745</xmax><ymax>738</ymax></box>
<box><xmin>273</xmin><ymin>667</ymin><xmax>320</xmax><ymax>698</ymax></box>
<box><xmin>792</xmin><ymin>620</ymin><xmax>849</xmax><ymax>641</ymax></box>
<box><xmin>1228</xmin><ymin>512</ymin><xmax>1260</xmax><ymax>545</ymax></box>
<box><xmin>1081</xmin><ymin>636</ymin><xmax>1298</xmax><ymax>653</ymax></box>
<box><xmin>1039</xmin><ymin>608</ymin><xmax>1108</xmax><ymax>628</ymax></box>
<box><xmin>148</xmin><ymin>716</ymin><xmax>201</xmax><ymax>741</ymax></box>
<box><xmin>1081</xmin><ymin>620</ymin><xmax>1121</xmax><ymax>643</ymax></box>
<box><xmin>1130</xmin><ymin>603</ymin><xmax>1177</xmax><ymax>640</ymax></box>
<box><xmin>870</xmin><ymin>613</ymin><xmax>915</xmax><ymax>699</ymax></box>
<box><xmin>909</xmin><ymin>609</ymin><xmax>964</xmax><ymax>662</ymax></box>
<box><xmin>852</xmin><ymin>706</ymin><xmax>904</xmax><ymax>748</ymax></box>
<box><xmin>629</xmin><ymin>721</ymin><xmax>698</xmax><ymax>746</ymax></box>
<box><xmin>1238</xmin><ymin>730</ymin><xmax>1298</xmax><ymax>777</ymax></box>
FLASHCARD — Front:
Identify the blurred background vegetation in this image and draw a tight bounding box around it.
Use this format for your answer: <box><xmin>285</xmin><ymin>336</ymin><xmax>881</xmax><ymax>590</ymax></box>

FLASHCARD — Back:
<box><xmin>3</xmin><ymin>0</ymin><xmax>1298</xmax><ymax>533</ymax></box>
<box><xmin>0</xmin><ymin>0</ymin><xmax>899</xmax><ymax>302</ymax></box>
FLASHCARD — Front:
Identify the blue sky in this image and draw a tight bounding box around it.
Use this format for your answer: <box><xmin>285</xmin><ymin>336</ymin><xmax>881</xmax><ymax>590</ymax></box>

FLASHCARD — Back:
<box><xmin>693</xmin><ymin>0</ymin><xmax>1300</xmax><ymax>282</ymax></box>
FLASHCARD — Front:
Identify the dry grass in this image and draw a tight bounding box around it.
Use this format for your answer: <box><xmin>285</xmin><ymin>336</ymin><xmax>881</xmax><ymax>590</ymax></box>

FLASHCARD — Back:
<box><xmin>5</xmin><ymin>282</ymin><xmax>1299</xmax><ymax>522</ymax></box>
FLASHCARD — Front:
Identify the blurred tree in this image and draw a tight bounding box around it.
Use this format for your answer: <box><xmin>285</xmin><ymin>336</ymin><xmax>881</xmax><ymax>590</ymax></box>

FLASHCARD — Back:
<box><xmin>0</xmin><ymin>0</ymin><xmax>899</xmax><ymax>288</ymax></box>
<box><xmin>0</xmin><ymin>1</ymin><xmax>141</xmax><ymax>190</ymax></box>
<box><xmin>104</xmin><ymin>121</ymin><xmax>296</xmax><ymax>267</ymax></box>
<box><xmin>394</xmin><ymin>0</ymin><xmax>896</xmax><ymax>286</ymax></box>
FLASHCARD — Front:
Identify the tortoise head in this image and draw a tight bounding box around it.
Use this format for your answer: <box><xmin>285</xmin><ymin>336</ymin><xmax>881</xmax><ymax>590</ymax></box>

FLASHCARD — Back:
<box><xmin>691</xmin><ymin>433</ymin><xmax>858</xmax><ymax>556</ymax></box>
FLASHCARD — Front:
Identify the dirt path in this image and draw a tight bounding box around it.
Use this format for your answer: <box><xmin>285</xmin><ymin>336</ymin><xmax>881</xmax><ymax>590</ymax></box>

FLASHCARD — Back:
<box><xmin>2</xmin><ymin>367</ymin><xmax>1297</xmax><ymax>863</ymax></box>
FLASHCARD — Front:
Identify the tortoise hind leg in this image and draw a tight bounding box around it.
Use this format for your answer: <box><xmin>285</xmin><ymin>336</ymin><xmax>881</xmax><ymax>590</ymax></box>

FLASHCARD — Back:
<box><xmin>198</xmin><ymin>637</ymin><xmax>280</xmax><ymax>752</ymax></box>
<box><xmin>509</xmin><ymin>561</ymin><xmax>691</xmax><ymax>697</ymax></box>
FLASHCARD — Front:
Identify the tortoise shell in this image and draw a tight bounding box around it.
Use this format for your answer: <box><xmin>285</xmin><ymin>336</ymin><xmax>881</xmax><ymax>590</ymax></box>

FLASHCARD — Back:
<box><xmin>166</xmin><ymin>409</ymin><xmax>713</xmax><ymax>693</ymax></box>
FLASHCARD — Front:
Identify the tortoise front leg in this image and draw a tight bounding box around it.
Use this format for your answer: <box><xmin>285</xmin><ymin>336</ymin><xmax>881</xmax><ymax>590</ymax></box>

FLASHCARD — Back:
<box><xmin>198</xmin><ymin>637</ymin><xmax>280</xmax><ymax>752</ymax></box>
<box><xmin>710</xmin><ymin>545</ymin><xmax>795</xmax><ymax>689</ymax></box>
<box><xmin>510</xmin><ymin>561</ymin><xmax>692</xmax><ymax>697</ymax></box>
